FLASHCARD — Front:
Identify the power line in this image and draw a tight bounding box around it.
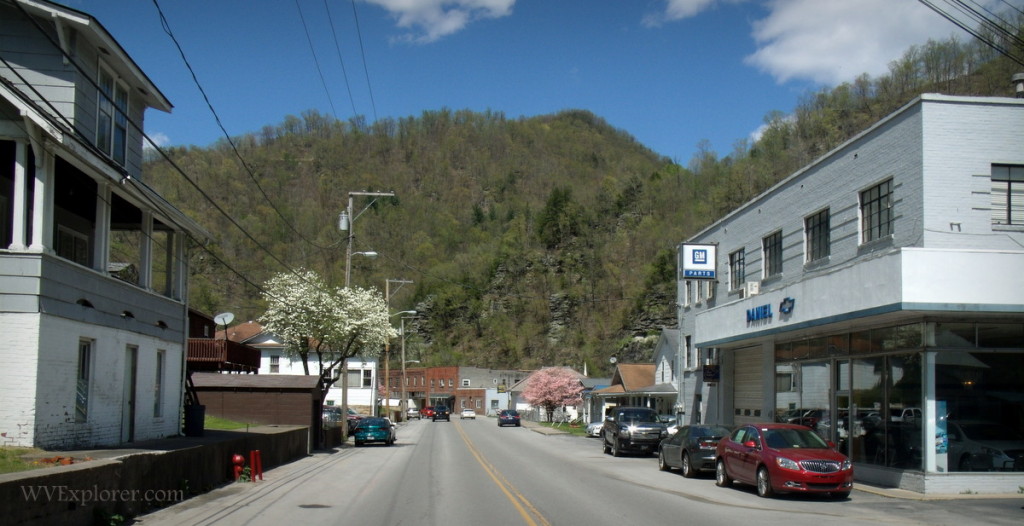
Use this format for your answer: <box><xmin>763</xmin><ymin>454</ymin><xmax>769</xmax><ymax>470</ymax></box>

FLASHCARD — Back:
<box><xmin>294</xmin><ymin>0</ymin><xmax>339</xmax><ymax>119</ymax></box>
<box><xmin>322</xmin><ymin>0</ymin><xmax>360</xmax><ymax>117</ymax></box>
<box><xmin>918</xmin><ymin>0</ymin><xmax>1024</xmax><ymax>67</ymax></box>
<box><xmin>350</xmin><ymin>0</ymin><xmax>379</xmax><ymax>122</ymax></box>
<box><xmin>151</xmin><ymin>0</ymin><xmax>340</xmax><ymax>252</ymax></box>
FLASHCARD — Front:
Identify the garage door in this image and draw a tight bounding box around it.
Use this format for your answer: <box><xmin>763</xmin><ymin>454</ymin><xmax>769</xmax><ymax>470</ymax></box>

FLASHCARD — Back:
<box><xmin>732</xmin><ymin>346</ymin><xmax>764</xmax><ymax>425</ymax></box>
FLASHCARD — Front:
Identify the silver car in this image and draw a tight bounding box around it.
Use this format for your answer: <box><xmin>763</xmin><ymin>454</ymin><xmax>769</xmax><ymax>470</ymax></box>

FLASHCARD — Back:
<box><xmin>947</xmin><ymin>420</ymin><xmax>1024</xmax><ymax>471</ymax></box>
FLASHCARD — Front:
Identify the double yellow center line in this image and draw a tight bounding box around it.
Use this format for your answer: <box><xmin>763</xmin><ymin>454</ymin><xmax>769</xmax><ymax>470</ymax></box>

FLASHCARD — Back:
<box><xmin>454</xmin><ymin>421</ymin><xmax>551</xmax><ymax>526</ymax></box>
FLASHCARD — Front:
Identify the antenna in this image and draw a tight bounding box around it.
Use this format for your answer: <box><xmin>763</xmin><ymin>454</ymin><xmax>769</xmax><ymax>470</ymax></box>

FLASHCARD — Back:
<box><xmin>213</xmin><ymin>312</ymin><xmax>235</xmax><ymax>339</ymax></box>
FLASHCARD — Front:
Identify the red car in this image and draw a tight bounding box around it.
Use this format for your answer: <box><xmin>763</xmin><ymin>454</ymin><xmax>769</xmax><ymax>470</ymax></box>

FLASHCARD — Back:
<box><xmin>715</xmin><ymin>423</ymin><xmax>853</xmax><ymax>499</ymax></box>
<box><xmin>420</xmin><ymin>406</ymin><xmax>435</xmax><ymax>418</ymax></box>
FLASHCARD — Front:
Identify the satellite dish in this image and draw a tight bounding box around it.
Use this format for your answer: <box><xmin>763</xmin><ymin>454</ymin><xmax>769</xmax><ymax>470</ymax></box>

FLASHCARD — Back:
<box><xmin>213</xmin><ymin>312</ymin><xmax>235</xmax><ymax>326</ymax></box>
<box><xmin>609</xmin><ymin>356</ymin><xmax>617</xmax><ymax>364</ymax></box>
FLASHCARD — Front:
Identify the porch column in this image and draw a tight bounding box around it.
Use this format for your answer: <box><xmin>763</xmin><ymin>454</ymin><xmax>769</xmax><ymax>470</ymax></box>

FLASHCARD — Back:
<box><xmin>28</xmin><ymin>141</ymin><xmax>53</xmax><ymax>253</ymax></box>
<box><xmin>93</xmin><ymin>183</ymin><xmax>111</xmax><ymax>272</ymax></box>
<box><xmin>139</xmin><ymin>210</ymin><xmax>153</xmax><ymax>290</ymax></box>
<box><xmin>8</xmin><ymin>139</ymin><xmax>28</xmax><ymax>250</ymax></box>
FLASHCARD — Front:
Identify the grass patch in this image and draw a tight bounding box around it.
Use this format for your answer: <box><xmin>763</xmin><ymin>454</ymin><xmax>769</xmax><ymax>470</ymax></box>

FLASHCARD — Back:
<box><xmin>537</xmin><ymin>422</ymin><xmax>591</xmax><ymax>437</ymax></box>
<box><xmin>0</xmin><ymin>446</ymin><xmax>47</xmax><ymax>474</ymax></box>
<box><xmin>204</xmin><ymin>415</ymin><xmax>250</xmax><ymax>430</ymax></box>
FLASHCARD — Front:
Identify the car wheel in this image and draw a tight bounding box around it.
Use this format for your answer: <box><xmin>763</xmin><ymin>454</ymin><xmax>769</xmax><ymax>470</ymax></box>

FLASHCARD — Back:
<box><xmin>658</xmin><ymin>449</ymin><xmax>670</xmax><ymax>471</ymax></box>
<box><xmin>681</xmin><ymin>451</ymin><xmax>695</xmax><ymax>478</ymax></box>
<box><xmin>756</xmin><ymin>467</ymin><xmax>775</xmax><ymax>498</ymax></box>
<box><xmin>612</xmin><ymin>437</ymin><xmax>622</xmax><ymax>457</ymax></box>
<box><xmin>715</xmin><ymin>459</ymin><xmax>732</xmax><ymax>487</ymax></box>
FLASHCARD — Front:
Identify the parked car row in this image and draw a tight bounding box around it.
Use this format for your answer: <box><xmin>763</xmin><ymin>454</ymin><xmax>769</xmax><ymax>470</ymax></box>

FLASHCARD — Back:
<box><xmin>596</xmin><ymin>407</ymin><xmax>854</xmax><ymax>500</ymax></box>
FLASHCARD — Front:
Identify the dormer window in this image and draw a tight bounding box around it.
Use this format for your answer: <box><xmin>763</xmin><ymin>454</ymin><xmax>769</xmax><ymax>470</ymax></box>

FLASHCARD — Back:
<box><xmin>97</xmin><ymin>64</ymin><xmax>128</xmax><ymax>166</ymax></box>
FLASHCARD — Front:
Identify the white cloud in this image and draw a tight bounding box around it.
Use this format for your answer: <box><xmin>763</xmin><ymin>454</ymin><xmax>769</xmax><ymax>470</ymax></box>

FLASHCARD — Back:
<box><xmin>644</xmin><ymin>0</ymin><xmax>728</xmax><ymax>27</ymax></box>
<box><xmin>143</xmin><ymin>132</ymin><xmax>170</xmax><ymax>151</ymax></box>
<box><xmin>744</xmin><ymin>0</ymin><xmax>976</xmax><ymax>85</ymax></box>
<box><xmin>364</xmin><ymin>0</ymin><xmax>515</xmax><ymax>43</ymax></box>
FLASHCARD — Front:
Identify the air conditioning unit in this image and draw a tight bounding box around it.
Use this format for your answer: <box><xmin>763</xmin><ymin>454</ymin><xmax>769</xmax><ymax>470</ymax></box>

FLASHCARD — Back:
<box><xmin>744</xmin><ymin>281</ymin><xmax>761</xmax><ymax>297</ymax></box>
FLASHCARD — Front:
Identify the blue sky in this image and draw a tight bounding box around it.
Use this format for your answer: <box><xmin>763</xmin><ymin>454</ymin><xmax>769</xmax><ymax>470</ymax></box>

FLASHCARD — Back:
<box><xmin>63</xmin><ymin>0</ymin><xmax>1017</xmax><ymax>164</ymax></box>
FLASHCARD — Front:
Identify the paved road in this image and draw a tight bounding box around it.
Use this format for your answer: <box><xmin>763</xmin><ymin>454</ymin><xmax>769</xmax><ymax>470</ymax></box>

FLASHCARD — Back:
<box><xmin>135</xmin><ymin>418</ymin><xmax>1024</xmax><ymax>525</ymax></box>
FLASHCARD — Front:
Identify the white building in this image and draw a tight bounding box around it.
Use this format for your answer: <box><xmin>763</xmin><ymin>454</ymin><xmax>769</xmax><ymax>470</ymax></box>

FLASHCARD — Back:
<box><xmin>0</xmin><ymin>0</ymin><xmax>207</xmax><ymax>448</ymax></box>
<box><xmin>677</xmin><ymin>93</ymin><xmax>1024</xmax><ymax>494</ymax></box>
<box><xmin>223</xmin><ymin>321</ymin><xmax>379</xmax><ymax>412</ymax></box>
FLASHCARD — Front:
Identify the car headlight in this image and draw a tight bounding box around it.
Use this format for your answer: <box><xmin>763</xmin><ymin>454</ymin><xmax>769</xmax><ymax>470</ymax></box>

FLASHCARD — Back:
<box><xmin>621</xmin><ymin>426</ymin><xmax>633</xmax><ymax>437</ymax></box>
<box><xmin>841</xmin><ymin>459</ymin><xmax>852</xmax><ymax>470</ymax></box>
<box><xmin>775</xmin><ymin>456</ymin><xmax>800</xmax><ymax>471</ymax></box>
<box><xmin>661</xmin><ymin>429</ymin><xmax>669</xmax><ymax>438</ymax></box>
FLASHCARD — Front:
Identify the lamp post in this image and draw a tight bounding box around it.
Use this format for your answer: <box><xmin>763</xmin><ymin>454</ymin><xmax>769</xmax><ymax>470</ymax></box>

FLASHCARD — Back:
<box><xmin>337</xmin><ymin>190</ymin><xmax>393</xmax><ymax>441</ymax></box>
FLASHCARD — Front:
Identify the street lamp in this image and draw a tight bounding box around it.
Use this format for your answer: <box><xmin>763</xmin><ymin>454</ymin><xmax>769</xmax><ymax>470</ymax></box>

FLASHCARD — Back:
<box><xmin>400</xmin><ymin>315</ymin><xmax>419</xmax><ymax>422</ymax></box>
<box><xmin>337</xmin><ymin>190</ymin><xmax>393</xmax><ymax>441</ymax></box>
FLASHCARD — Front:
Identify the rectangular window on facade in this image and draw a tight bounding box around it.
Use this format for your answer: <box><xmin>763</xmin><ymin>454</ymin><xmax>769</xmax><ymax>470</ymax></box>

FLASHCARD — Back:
<box><xmin>76</xmin><ymin>340</ymin><xmax>92</xmax><ymax>422</ymax></box>
<box><xmin>805</xmin><ymin>208</ymin><xmax>830</xmax><ymax>262</ymax></box>
<box><xmin>860</xmin><ymin>179</ymin><xmax>893</xmax><ymax>243</ymax></box>
<box><xmin>729</xmin><ymin>249</ymin><xmax>745</xmax><ymax>290</ymax></box>
<box><xmin>113</xmin><ymin>84</ymin><xmax>128</xmax><ymax>166</ymax></box>
<box><xmin>461</xmin><ymin>379</ymin><xmax>470</xmax><ymax>387</ymax></box>
<box><xmin>269</xmin><ymin>355</ymin><xmax>280</xmax><ymax>373</ymax></box>
<box><xmin>992</xmin><ymin>164</ymin><xmax>1024</xmax><ymax>225</ymax></box>
<box><xmin>763</xmin><ymin>230</ymin><xmax>782</xmax><ymax>278</ymax></box>
<box><xmin>706</xmin><ymin>280</ymin><xmax>715</xmax><ymax>300</ymax></box>
<box><xmin>362</xmin><ymin>370</ymin><xmax>372</xmax><ymax>388</ymax></box>
<box><xmin>696</xmin><ymin>278</ymin><xmax>705</xmax><ymax>303</ymax></box>
<box><xmin>97</xmin><ymin>67</ymin><xmax>114</xmax><ymax>155</ymax></box>
<box><xmin>448</xmin><ymin>379</ymin><xmax>453</xmax><ymax>387</ymax></box>
<box><xmin>685</xmin><ymin>335</ymin><xmax>693</xmax><ymax>369</ymax></box>
<box><xmin>683</xmin><ymin>281</ymin><xmax>691</xmax><ymax>307</ymax></box>
<box><xmin>153</xmin><ymin>350</ymin><xmax>165</xmax><ymax>417</ymax></box>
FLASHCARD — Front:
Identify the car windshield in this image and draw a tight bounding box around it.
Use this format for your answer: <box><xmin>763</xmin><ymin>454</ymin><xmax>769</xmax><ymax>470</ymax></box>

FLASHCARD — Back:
<box><xmin>761</xmin><ymin>427</ymin><xmax>830</xmax><ymax>449</ymax></box>
<box><xmin>618</xmin><ymin>410</ymin><xmax>658</xmax><ymax>423</ymax></box>
<box><xmin>358</xmin><ymin>418</ymin><xmax>389</xmax><ymax>429</ymax></box>
<box><xmin>501</xmin><ymin>410</ymin><xmax>518</xmax><ymax>416</ymax></box>
<box><xmin>697</xmin><ymin>426</ymin><xmax>732</xmax><ymax>438</ymax></box>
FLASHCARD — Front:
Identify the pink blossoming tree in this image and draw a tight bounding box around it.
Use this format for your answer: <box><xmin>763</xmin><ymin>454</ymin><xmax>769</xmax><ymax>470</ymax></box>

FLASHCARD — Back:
<box><xmin>522</xmin><ymin>367</ymin><xmax>583</xmax><ymax>422</ymax></box>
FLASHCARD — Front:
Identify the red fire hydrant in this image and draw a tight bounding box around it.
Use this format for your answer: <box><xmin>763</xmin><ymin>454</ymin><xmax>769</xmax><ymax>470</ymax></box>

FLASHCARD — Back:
<box><xmin>231</xmin><ymin>453</ymin><xmax>246</xmax><ymax>480</ymax></box>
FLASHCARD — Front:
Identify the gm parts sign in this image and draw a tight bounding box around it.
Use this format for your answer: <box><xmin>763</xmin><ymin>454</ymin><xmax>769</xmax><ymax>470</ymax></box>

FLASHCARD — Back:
<box><xmin>680</xmin><ymin>244</ymin><xmax>717</xmax><ymax>279</ymax></box>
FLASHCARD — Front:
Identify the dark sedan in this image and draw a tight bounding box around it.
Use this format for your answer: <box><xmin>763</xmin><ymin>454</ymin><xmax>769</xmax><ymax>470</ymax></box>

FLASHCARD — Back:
<box><xmin>658</xmin><ymin>425</ymin><xmax>731</xmax><ymax>477</ymax></box>
<box><xmin>497</xmin><ymin>409</ymin><xmax>521</xmax><ymax>427</ymax></box>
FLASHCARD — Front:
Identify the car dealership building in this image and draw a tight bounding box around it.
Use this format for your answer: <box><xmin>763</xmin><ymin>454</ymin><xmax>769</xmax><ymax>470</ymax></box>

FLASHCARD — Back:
<box><xmin>676</xmin><ymin>94</ymin><xmax>1024</xmax><ymax>494</ymax></box>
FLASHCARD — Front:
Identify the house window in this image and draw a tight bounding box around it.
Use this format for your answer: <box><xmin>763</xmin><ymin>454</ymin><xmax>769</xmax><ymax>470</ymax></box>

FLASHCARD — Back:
<box><xmin>729</xmin><ymin>249</ymin><xmax>745</xmax><ymax>290</ymax></box>
<box><xmin>96</xmin><ymin>64</ymin><xmax>128</xmax><ymax>165</ymax></box>
<box><xmin>76</xmin><ymin>340</ymin><xmax>92</xmax><ymax>422</ymax></box>
<box><xmin>362</xmin><ymin>369</ymin><xmax>372</xmax><ymax>388</ymax></box>
<box><xmin>683</xmin><ymin>281</ymin><xmax>691</xmax><ymax>307</ymax></box>
<box><xmin>57</xmin><ymin>226</ymin><xmax>89</xmax><ymax>266</ymax></box>
<box><xmin>448</xmin><ymin>379</ymin><xmax>453</xmax><ymax>387</ymax></box>
<box><xmin>805</xmin><ymin>208</ymin><xmax>830</xmax><ymax>262</ymax></box>
<box><xmin>992</xmin><ymin>164</ymin><xmax>1024</xmax><ymax>225</ymax></box>
<box><xmin>706</xmin><ymin>280</ymin><xmax>714</xmax><ymax>300</ymax></box>
<box><xmin>775</xmin><ymin>372</ymin><xmax>796</xmax><ymax>392</ymax></box>
<box><xmin>860</xmin><ymin>179</ymin><xmax>893</xmax><ymax>243</ymax></box>
<box><xmin>762</xmin><ymin>231</ymin><xmax>782</xmax><ymax>278</ymax></box>
<box><xmin>696</xmin><ymin>279</ymin><xmax>704</xmax><ymax>303</ymax></box>
<box><xmin>430</xmin><ymin>379</ymin><xmax>435</xmax><ymax>388</ymax></box>
<box><xmin>269</xmin><ymin>355</ymin><xmax>280</xmax><ymax>373</ymax></box>
<box><xmin>685</xmin><ymin>335</ymin><xmax>693</xmax><ymax>369</ymax></box>
<box><xmin>461</xmin><ymin>379</ymin><xmax>470</xmax><ymax>387</ymax></box>
<box><xmin>154</xmin><ymin>350</ymin><xmax>164</xmax><ymax>417</ymax></box>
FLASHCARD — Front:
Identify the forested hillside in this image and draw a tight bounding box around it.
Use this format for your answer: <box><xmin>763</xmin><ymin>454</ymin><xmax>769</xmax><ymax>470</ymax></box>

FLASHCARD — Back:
<box><xmin>145</xmin><ymin>24</ymin><xmax>1022</xmax><ymax>375</ymax></box>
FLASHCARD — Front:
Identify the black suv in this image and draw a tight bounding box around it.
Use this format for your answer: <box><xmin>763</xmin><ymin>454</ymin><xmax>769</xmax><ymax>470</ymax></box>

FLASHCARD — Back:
<box><xmin>433</xmin><ymin>405</ymin><xmax>451</xmax><ymax>422</ymax></box>
<box><xmin>602</xmin><ymin>407</ymin><xmax>668</xmax><ymax>456</ymax></box>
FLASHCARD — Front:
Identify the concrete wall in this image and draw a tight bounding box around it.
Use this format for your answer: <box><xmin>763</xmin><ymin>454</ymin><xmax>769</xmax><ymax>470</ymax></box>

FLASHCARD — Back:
<box><xmin>0</xmin><ymin>426</ymin><xmax>308</xmax><ymax>526</ymax></box>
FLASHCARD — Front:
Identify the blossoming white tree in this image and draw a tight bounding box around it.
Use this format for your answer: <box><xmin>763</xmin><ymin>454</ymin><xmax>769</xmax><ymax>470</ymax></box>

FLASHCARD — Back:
<box><xmin>259</xmin><ymin>268</ymin><xmax>396</xmax><ymax>394</ymax></box>
<box><xmin>522</xmin><ymin>366</ymin><xmax>584</xmax><ymax>422</ymax></box>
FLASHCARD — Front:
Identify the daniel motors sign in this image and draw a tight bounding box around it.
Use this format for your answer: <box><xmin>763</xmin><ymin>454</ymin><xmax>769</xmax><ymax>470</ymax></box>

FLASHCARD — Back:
<box><xmin>679</xmin><ymin>243</ymin><xmax>717</xmax><ymax>280</ymax></box>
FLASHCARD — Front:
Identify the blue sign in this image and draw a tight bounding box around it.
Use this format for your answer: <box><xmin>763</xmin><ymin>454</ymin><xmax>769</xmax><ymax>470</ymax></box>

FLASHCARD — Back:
<box><xmin>779</xmin><ymin>297</ymin><xmax>795</xmax><ymax>314</ymax></box>
<box><xmin>692</xmin><ymin>249</ymin><xmax>708</xmax><ymax>265</ymax></box>
<box><xmin>746</xmin><ymin>304</ymin><xmax>773</xmax><ymax>322</ymax></box>
<box><xmin>683</xmin><ymin>270</ymin><xmax>715</xmax><ymax>278</ymax></box>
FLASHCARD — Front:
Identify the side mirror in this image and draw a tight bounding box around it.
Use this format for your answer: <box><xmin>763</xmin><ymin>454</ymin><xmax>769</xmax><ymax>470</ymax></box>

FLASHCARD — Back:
<box><xmin>743</xmin><ymin>440</ymin><xmax>759</xmax><ymax>449</ymax></box>
<box><xmin>605</xmin><ymin>415</ymin><xmax>614</xmax><ymax>422</ymax></box>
